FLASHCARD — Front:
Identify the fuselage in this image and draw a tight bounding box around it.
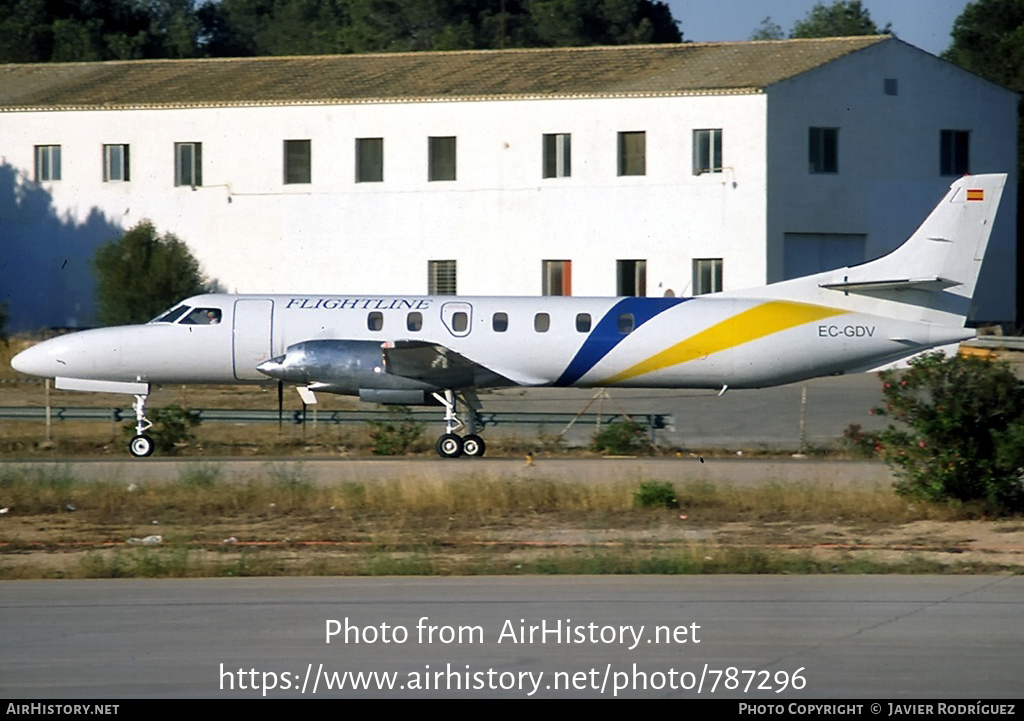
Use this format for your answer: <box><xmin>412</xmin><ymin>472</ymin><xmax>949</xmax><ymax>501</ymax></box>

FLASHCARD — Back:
<box><xmin>11</xmin><ymin>292</ymin><xmax>972</xmax><ymax>393</ymax></box>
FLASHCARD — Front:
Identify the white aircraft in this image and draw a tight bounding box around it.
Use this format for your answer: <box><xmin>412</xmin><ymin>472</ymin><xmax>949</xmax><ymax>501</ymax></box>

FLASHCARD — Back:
<box><xmin>11</xmin><ymin>173</ymin><xmax>1007</xmax><ymax>458</ymax></box>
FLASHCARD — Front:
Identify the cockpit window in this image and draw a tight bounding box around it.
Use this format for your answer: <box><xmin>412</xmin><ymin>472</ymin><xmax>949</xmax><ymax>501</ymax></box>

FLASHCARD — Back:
<box><xmin>180</xmin><ymin>307</ymin><xmax>222</xmax><ymax>325</ymax></box>
<box><xmin>150</xmin><ymin>305</ymin><xmax>189</xmax><ymax>324</ymax></box>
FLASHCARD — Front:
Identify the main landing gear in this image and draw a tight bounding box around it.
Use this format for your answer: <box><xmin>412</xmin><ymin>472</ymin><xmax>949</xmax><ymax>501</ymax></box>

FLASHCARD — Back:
<box><xmin>128</xmin><ymin>391</ymin><xmax>155</xmax><ymax>458</ymax></box>
<box><xmin>432</xmin><ymin>389</ymin><xmax>486</xmax><ymax>459</ymax></box>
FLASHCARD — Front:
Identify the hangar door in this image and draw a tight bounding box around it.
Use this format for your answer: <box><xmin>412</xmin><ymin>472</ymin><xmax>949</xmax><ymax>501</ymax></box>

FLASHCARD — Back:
<box><xmin>233</xmin><ymin>299</ymin><xmax>274</xmax><ymax>380</ymax></box>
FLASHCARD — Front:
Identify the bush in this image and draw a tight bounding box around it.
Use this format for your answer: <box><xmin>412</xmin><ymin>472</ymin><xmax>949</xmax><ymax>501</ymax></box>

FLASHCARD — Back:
<box><xmin>871</xmin><ymin>352</ymin><xmax>1024</xmax><ymax>511</ymax></box>
<box><xmin>633</xmin><ymin>481</ymin><xmax>678</xmax><ymax>509</ymax></box>
<box><xmin>591</xmin><ymin>419</ymin><xmax>650</xmax><ymax>455</ymax></box>
<box><xmin>367</xmin><ymin>406</ymin><xmax>424</xmax><ymax>455</ymax></box>
<box><xmin>841</xmin><ymin>423</ymin><xmax>881</xmax><ymax>458</ymax></box>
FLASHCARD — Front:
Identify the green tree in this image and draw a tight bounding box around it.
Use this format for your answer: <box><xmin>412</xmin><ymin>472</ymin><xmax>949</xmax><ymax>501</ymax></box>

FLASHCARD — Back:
<box><xmin>871</xmin><ymin>352</ymin><xmax>1024</xmax><ymax>511</ymax></box>
<box><xmin>93</xmin><ymin>221</ymin><xmax>210</xmax><ymax>326</ymax></box>
<box><xmin>749</xmin><ymin>16</ymin><xmax>784</xmax><ymax>41</ymax></box>
<box><xmin>0</xmin><ymin>0</ymin><xmax>205</xmax><ymax>62</ymax></box>
<box><xmin>201</xmin><ymin>0</ymin><xmax>680</xmax><ymax>55</ymax></box>
<box><xmin>790</xmin><ymin>1</ymin><xmax>890</xmax><ymax>38</ymax></box>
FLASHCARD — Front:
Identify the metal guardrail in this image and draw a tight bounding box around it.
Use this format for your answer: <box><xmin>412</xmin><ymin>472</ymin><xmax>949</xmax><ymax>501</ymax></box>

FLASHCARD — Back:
<box><xmin>963</xmin><ymin>336</ymin><xmax>1024</xmax><ymax>351</ymax></box>
<box><xmin>0</xmin><ymin>406</ymin><xmax>673</xmax><ymax>431</ymax></box>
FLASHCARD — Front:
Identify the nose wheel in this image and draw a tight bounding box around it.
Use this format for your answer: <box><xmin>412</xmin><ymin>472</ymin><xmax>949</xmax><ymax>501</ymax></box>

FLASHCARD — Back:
<box><xmin>129</xmin><ymin>433</ymin><xmax>155</xmax><ymax>457</ymax></box>
<box><xmin>432</xmin><ymin>390</ymin><xmax>487</xmax><ymax>458</ymax></box>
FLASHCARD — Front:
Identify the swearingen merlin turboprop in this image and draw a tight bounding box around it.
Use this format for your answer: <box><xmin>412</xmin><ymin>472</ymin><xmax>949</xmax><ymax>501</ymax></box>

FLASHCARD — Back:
<box><xmin>11</xmin><ymin>174</ymin><xmax>1007</xmax><ymax>458</ymax></box>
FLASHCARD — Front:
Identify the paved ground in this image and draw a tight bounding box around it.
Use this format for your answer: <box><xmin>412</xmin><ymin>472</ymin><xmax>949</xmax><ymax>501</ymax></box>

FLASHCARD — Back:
<box><xmin>2</xmin><ymin>575</ymin><xmax>1021</xmax><ymax>699</ymax></box>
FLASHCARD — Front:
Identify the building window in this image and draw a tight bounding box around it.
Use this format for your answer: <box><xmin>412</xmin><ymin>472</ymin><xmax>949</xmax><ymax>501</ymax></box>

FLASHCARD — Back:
<box><xmin>428</xmin><ymin>260</ymin><xmax>457</xmax><ymax>294</ymax></box>
<box><xmin>542</xmin><ymin>133</ymin><xmax>571</xmax><ymax>178</ymax></box>
<box><xmin>103</xmin><ymin>144</ymin><xmax>129</xmax><ymax>182</ymax></box>
<box><xmin>429</xmin><ymin>136</ymin><xmax>457</xmax><ymax>181</ymax></box>
<box><xmin>940</xmin><ymin>130</ymin><xmax>970</xmax><ymax>176</ymax></box>
<box><xmin>284</xmin><ymin>140</ymin><xmax>311</xmax><ymax>184</ymax></box>
<box><xmin>175</xmin><ymin>142</ymin><xmax>202</xmax><ymax>187</ymax></box>
<box><xmin>693</xmin><ymin>258</ymin><xmax>723</xmax><ymax>295</ymax></box>
<box><xmin>616</xmin><ymin>259</ymin><xmax>647</xmax><ymax>296</ymax></box>
<box><xmin>808</xmin><ymin>128</ymin><xmax>838</xmax><ymax>174</ymax></box>
<box><xmin>356</xmin><ymin>137</ymin><xmax>383</xmax><ymax>183</ymax></box>
<box><xmin>618</xmin><ymin>131</ymin><xmax>646</xmax><ymax>176</ymax></box>
<box><xmin>542</xmin><ymin>260</ymin><xmax>572</xmax><ymax>296</ymax></box>
<box><xmin>884</xmin><ymin>78</ymin><xmax>899</xmax><ymax>96</ymax></box>
<box><xmin>34</xmin><ymin>145</ymin><xmax>61</xmax><ymax>182</ymax></box>
<box><xmin>693</xmin><ymin>129</ymin><xmax>722</xmax><ymax>175</ymax></box>
<box><xmin>492</xmin><ymin>312</ymin><xmax>508</xmax><ymax>332</ymax></box>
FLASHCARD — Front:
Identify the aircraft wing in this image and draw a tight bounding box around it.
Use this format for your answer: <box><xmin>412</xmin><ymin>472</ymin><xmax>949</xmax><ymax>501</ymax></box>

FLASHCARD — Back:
<box><xmin>381</xmin><ymin>340</ymin><xmax>518</xmax><ymax>388</ymax></box>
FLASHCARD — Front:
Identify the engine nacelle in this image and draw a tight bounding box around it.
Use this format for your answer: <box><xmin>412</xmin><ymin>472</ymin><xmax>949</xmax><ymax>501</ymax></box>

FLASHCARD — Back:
<box><xmin>256</xmin><ymin>340</ymin><xmax>441</xmax><ymax>395</ymax></box>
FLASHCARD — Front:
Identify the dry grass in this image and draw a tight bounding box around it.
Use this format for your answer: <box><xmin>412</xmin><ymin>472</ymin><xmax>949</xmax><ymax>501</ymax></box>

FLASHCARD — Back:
<box><xmin>2</xmin><ymin>463</ymin><xmax>1022</xmax><ymax>579</ymax></box>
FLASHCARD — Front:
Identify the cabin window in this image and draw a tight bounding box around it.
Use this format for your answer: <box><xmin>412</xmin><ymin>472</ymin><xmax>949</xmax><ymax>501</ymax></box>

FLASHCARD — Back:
<box><xmin>534</xmin><ymin>313</ymin><xmax>550</xmax><ymax>333</ymax></box>
<box><xmin>452</xmin><ymin>311</ymin><xmax>468</xmax><ymax>332</ymax></box>
<box><xmin>492</xmin><ymin>312</ymin><xmax>508</xmax><ymax>332</ymax></box>
<box><xmin>407</xmin><ymin>311</ymin><xmax>422</xmax><ymax>331</ymax></box>
<box><xmin>368</xmin><ymin>311</ymin><xmax>384</xmax><ymax>331</ymax></box>
<box><xmin>181</xmin><ymin>307</ymin><xmax>221</xmax><ymax>325</ymax></box>
<box><xmin>576</xmin><ymin>313</ymin><xmax>591</xmax><ymax>332</ymax></box>
<box><xmin>617</xmin><ymin>313</ymin><xmax>634</xmax><ymax>334</ymax></box>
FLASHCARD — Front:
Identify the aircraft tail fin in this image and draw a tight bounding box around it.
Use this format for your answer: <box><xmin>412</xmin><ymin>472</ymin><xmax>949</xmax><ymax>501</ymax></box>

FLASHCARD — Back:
<box><xmin>748</xmin><ymin>174</ymin><xmax>1006</xmax><ymax>326</ymax></box>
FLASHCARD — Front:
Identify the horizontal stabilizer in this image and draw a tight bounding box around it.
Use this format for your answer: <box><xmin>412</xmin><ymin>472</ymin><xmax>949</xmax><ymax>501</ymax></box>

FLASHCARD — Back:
<box><xmin>820</xmin><ymin>277</ymin><xmax>961</xmax><ymax>294</ymax></box>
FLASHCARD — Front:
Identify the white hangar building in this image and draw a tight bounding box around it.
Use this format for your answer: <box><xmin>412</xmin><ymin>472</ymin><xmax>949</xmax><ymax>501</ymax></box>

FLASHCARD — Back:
<box><xmin>0</xmin><ymin>35</ymin><xmax>1017</xmax><ymax>331</ymax></box>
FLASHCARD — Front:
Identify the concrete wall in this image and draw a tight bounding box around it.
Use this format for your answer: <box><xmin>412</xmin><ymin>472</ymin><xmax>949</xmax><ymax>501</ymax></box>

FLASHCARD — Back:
<box><xmin>765</xmin><ymin>39</ymin><xmax>1018</xmax><ymax>322</ymax></box>
<box><xmin>1</xmin><ymin>93</ymin><xmax>768</xmax><ymax>329</ymax></box>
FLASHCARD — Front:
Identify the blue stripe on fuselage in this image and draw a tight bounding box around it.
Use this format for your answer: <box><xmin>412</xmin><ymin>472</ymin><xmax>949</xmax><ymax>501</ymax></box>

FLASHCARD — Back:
<box><xmin>553</xmin><ymin>297</ymin><xmax>689</xmax><ymax>386</ymax></box>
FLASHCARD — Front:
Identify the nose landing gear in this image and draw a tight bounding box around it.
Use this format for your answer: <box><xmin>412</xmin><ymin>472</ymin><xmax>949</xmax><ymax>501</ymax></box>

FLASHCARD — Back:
<box><xmin>432</xmin><ymin>389</ymin><xmax>486</xmax><ymax>458</ymax></box>
<box><xmin>128</xmin><ymin>392</ymin><xmax>155</xmax><ymax>457</ymax></box>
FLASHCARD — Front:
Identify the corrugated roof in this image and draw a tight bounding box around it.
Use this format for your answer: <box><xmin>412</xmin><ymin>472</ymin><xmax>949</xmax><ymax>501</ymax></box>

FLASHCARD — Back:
<box><xmin>0</xmin><ymin>36</ymin><xmax>889</xmax><ymax>110</ymax></box>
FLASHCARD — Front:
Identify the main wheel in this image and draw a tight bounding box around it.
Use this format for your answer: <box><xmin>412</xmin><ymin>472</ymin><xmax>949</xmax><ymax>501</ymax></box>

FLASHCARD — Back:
<box><xmin>129</xmin><ymin>434</ymin><xmax>155</xmax><ymax>458</ymax></box>
<box><xmin>436</xmin><ymin>433</ymin><xmax>464</xmax><ymax>458</ymax></box>
<box><xmin>462</xmin><ymin>434</ymin><xmax>486</xmax><ymax>458</ymax></box>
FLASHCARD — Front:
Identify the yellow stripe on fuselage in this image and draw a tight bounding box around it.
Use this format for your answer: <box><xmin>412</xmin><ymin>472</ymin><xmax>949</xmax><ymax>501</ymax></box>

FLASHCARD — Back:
<box><xmin>599</xmin><ymin>300</ymin><xmax>848</xmax><ymax>385</ymax></box>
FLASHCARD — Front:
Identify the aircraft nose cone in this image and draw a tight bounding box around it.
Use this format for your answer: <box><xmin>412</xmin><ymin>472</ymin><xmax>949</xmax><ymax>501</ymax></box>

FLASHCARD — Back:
<box><xmin>256</xmin><ymin>355</ymin><xmax>287</xmax><ymax>379</ymax></box>
<box><xmin>11</xmin><ymin>342</ymin><xmax>62</xmax><ymax>378</ymax></box>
